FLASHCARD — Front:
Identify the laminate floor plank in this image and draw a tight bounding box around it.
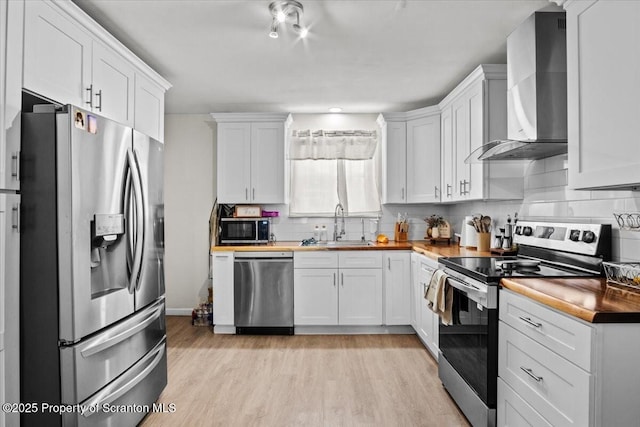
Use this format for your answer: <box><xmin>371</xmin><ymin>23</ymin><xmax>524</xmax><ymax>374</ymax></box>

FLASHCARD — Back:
<box><xmin>140</xmin><ymin>317</ymin><xmax>470</xmax><ymax>427</ymax></box>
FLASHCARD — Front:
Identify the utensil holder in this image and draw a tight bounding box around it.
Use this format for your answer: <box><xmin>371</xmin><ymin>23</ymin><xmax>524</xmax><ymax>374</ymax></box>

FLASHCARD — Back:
<box><xmin>395</xmin><ymin>222</ymin><xmax>408</xmax><ymax>242</ymax></box>
<box><xmin>477</xmin><ymin>232</ymin><xmax>491</xmax><ymax>252</ymax></box>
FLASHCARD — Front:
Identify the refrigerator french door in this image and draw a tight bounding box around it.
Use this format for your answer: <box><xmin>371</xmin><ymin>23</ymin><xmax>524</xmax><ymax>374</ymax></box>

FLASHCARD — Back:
<box><xmin>20</xmin><ymin>104</ymin><xmax>166</xmax><ymax>426</ymax></box>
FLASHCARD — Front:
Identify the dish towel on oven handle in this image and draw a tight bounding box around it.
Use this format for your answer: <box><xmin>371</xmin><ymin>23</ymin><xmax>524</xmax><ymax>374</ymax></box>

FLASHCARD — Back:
<box><xmin>424</xmin><ymin>269</ymin><xmax>454</xmax><ymax>325</ymax></box>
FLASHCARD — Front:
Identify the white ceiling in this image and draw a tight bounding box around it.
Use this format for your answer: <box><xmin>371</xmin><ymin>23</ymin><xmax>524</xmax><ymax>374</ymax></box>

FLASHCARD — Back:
<box><xmin>72</xmin><ymin>0</ymin><xmax>556</xmax><ymax>114</ymax></box>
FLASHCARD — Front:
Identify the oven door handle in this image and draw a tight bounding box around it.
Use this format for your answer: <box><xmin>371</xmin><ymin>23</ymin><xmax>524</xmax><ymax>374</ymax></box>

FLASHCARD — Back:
<box><xmin>446</xmin><ymin>276</ymin><xmax>488</xmax><ymax>307</ymax></box>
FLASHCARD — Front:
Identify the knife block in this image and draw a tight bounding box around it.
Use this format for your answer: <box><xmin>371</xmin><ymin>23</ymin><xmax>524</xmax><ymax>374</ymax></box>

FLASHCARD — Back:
<box><xmin>395</xmin><ymin>222</ymin><xmax>408</xmax><ymax>242</ymax></box>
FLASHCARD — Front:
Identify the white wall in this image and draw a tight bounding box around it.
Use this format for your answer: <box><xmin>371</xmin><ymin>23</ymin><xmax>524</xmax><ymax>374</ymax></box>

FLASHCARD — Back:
<box><xmin>164</xmin><ymin>114</ymin><xmax>215</xmax><ymax>314</ymax></box>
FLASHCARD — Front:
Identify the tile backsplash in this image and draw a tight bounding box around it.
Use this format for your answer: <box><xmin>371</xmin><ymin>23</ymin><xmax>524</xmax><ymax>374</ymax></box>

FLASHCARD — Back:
<box><xmin>447</xmin><ymin>154</ymin><xmax>640</xmax><ymax>262</ymax></box>
<box><xmin>260</xmin><ymin>154</ymin><xmax>639</xmax><ymax>261</ymax></box>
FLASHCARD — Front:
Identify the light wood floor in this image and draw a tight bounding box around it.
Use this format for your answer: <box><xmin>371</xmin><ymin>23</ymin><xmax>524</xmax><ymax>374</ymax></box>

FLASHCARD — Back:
<box><xmin>141</xmin><ymin>317</ymin><xmax>470</xmax><ymax>426</ymax></box>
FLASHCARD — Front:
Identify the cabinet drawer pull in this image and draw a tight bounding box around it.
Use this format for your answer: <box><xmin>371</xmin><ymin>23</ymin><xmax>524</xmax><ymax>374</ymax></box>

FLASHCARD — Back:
<box><xmin>86</xmin><ymin>85</ymin><xmax>93</xmax><ymax>108</ymax></box>
<box><xmin>519</xmin><ymin>316</ymin><xmax>542</xmax><ymax>328</ymax></box>
<box><xmin>401</xmin><ymin>188</ymin><xmax>405</xmax><ymax>200</ymax></box>
<box><xmin>520</xmin><ymin>366</ymin><xmax>543</xmax><ymax>382</ymax></box>
<box><xmin>252</xmin><ymin>188</ymin><xmax>255</xmax><ymax>200</ymax></box>
<box><xmin>333</xmin><ymin>273</ymin><xmax>336</xmax><ymax>287</ymax></box>
<box><xmin>341</xmin><ymin>272</ymin><xmax>344</xmax><ymax>287</ymax></box>
<box><xmin>95</xmin><ymin>89</ymin><xmax>103</xmax><ymax>111</ymax></box>
<box><xmin>11</xmin><ymin>152</ymin><xmax>19</xmax><ymax>180</ymax></box>
<box><xmin>12</xmin><ymin>205</ymin><xmax>20</xmax><ymax>232</ymax></box>
<box><xmin>459</xmin><ymin>180</ymin><xmax>463</xmax><ymax>196</ymax></box>
<box><xmin>245</xmin><ymin>188</ymin><xmax>248</xmax><ymax>200</ymax></box>
<box><xmin>446</xmin><ymin>184</ymin><xmax>452</xmax><ymax>197</ymax></box>
<box><xmin>434</xmin><ymin>186</ymin><xmax>439</xmax><ymax>198</ymax></box>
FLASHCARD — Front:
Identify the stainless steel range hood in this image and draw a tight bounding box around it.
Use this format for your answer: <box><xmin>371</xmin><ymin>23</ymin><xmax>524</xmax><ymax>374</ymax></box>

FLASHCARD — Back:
<box><xmin>468</xmin><ymin>11</ymin><xmax>567</xmax><ymax>162</ymax></box>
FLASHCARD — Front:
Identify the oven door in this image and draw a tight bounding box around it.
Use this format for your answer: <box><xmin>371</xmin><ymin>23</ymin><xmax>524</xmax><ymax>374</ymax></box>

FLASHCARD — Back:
<box><xmin>438</xmin><ymin>272</ymin><xmax>498</xmax><ymax>408</ymax></box>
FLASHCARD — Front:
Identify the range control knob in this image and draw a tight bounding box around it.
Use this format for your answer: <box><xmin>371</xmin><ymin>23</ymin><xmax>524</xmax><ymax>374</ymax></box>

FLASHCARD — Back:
<box><xmin>522</xmin><ymin>226</ymin><xmax>533</xmax><ymax>236</ymax></box>
<box><xmin>515</xmin><ymin>226</ymin><xmax>522</xmax><ymax>235</ymax></box>
<box><xmin>569</xmin><ymin>229</ymin><xmax>581</xmax><ymax>241</ymax></box>
<box><xmin>582</xmin><ymin>231</ymin><xmax>597</xmax><ymax>244</ymax></box>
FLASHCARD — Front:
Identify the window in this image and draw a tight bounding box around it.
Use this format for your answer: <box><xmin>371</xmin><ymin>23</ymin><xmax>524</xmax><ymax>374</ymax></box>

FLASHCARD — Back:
<box><xmin>289</xmin><ymin>130</ymin><xmax>381</xmax><ymax>216</ymax></box>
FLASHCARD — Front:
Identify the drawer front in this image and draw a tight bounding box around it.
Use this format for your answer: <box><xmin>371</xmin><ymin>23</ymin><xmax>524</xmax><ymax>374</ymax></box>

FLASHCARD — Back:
<box><xmin>497</xmin><ymin>378</ymin><xmax>552</xmax><ymax>427</ymax></box>
<box><xmin>499</xmin><ymin>323</ymin><xmax>591</xmax><ymax>427</ymax></box>
<box><xmin>499</xmin><ymin>289</ymin><xmax>593</xmax><ymax>371</ymax></box>
<box><xmin>338</xmin><ymin>251</ymin><xmax>383</xmax><ymax>269</ymax></box>
<box><xmin>60</xmin><ymin>299</ymin><xmax>165</xmax><ymax>403</ymax></box>
<box><xmin>294</xmin><ymin>251</ymin><xmax>338</xmax><ymax>269</ymax></box>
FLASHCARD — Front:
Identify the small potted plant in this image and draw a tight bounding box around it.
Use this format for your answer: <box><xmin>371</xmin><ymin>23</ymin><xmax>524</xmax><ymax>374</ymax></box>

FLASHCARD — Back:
<box><xmin>425</xmin><ymin>215</ymin><xmax>445</xmax><ymax>238</ymax></box>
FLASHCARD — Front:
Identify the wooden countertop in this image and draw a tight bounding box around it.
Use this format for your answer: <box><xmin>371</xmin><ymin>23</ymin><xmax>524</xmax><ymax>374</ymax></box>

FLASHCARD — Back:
<box><xmin>211</xmin><ymin>240</ymin><xmax>494</xmax><ymax>256</ymax></box>
<box><xmin>211</xmin><ymin>240</ymin><xmax>414</xmax><ymax>252</ymax></box>
<box><xmin>211</xmin><ymin>240</ymin><xmax>640</xmax><ymax>323</ymax></box>
<box><xmin>501</xmin><ymin>277</ymin><xmax>640</xmax><ymax>323</ymax></box>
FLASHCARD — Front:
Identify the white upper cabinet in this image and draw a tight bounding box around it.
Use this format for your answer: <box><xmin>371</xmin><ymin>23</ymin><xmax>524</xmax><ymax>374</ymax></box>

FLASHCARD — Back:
<box><xmin>134</xmin><ymin>73</ymin><xmax>165</xmax><ymax>142</ymax></box>
<box><xmin>23</xmin><ymin>0</ymin><xmax>170</xmax><ymax>133</ymax></box>
<box><xmin>381</xmin><ymin>119</ymin><xmax>407</xmax><ymax>203</ymax></box>
<box><xmin>565</xmin><ymin>0</ymin><xmax>640</xmax><ymax>190</ymax></box>
<box><xmin>378</xmin><ymin>106</ymin><xmax>441</xmax><ymax>204</ymax></box>
<box><xmin>439</xmin><ymin>65</ymin><xmax>524</xmax><ymax>202</ymax></box>
<box><xmin>212</xmin><ymin>114</ymin><xmax>288</xmax><ymax>204</ymax></box>
<box><xmin>0</xmin><ymin>0</ymin><xmax>22</xmax><ymax>191</ymax></box>
<box><xmin>407</xmin><ymin>114</ymin><xmax>441</xmax><ymax>203</ymax></box>
<box><xmin>91</xmin><ymin>41</ymin><xmax>135</xmax><ymax>126</ymax></box>
<box><xmin>23</xmin><ymin>0</ymin><xmax>92</xmax><ymax>108</ymax></box>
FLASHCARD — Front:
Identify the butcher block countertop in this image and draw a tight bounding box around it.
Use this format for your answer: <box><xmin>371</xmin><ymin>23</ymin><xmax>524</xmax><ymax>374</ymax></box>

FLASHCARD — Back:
<box><xmin>501</xmin><ymin>277</ymin><xmax>640</xmax><ymax>323</ymax></box>
<box><xmin>211</xmin><ymin>240</ymin><xmax>494</xmax><ymax>256</ymax></box>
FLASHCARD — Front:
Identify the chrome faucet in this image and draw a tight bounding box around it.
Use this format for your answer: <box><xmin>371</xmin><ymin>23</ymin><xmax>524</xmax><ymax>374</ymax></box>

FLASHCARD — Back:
<box><xmin>333</xmin><ymin>203</ymin><xmax>345</xmax><ymax>241</ymax></box>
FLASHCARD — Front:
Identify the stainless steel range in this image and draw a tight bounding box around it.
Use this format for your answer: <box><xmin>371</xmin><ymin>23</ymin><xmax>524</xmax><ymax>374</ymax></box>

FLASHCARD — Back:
<box><xmin>437</xmin><ymin>221</ymin><xmax>611</xmax><ymax>427</ymax></box>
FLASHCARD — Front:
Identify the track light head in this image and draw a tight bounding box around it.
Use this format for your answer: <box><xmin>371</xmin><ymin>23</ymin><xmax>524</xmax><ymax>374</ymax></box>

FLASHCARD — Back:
<box><xmin>268</xmin><ymin>0</ymin><xmax>308</xmax><ymax>39</ymax></box>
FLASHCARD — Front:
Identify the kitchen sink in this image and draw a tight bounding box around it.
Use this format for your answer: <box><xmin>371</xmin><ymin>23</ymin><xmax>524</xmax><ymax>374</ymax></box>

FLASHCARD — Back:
<box><xmin>322</xmin><ymin>240</ymin><xmax>375</xmax><ymax>247</ymax></box>
<box><xmin>299</xmin><ymin>239</ymin><xmax>376</xmax><ymax>247</ymax></box>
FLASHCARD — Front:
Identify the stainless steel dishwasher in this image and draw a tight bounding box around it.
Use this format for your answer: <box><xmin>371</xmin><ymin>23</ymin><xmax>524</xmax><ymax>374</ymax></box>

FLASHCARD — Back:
<box><xmin>234</xmin><ymin>251</ymin><xmax>294</xmax><ymax>335</ymax></box>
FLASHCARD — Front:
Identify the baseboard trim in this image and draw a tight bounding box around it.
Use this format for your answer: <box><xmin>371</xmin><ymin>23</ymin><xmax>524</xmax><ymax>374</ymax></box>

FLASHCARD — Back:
<box><xmin>294</xmin><ymin>325</ymin><xmax>415</xmax><ymax>335</ymax></box>
<box><xmin>166</xmin><ymin>308</ymin><xmax>193</xmax><ymax>316</ymax></box>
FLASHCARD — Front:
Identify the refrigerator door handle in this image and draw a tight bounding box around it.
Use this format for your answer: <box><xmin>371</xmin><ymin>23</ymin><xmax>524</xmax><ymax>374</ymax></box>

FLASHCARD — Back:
<box><xmin>126</xmin><ymin>149</ymin><xmax>145</xmax><ymax>293</ymax></box>
<box><xmin>133</xmin><ymin>148</ymin><xmax>147</xmax><ymax>292</ymax></box>
<box><xmin>81</xmin><ymin>342</ymin><xmax>166</xmax><ymax>417</ymax></box>
<box><xmin>80</xmin><ymin>301</ymin><xmax>163</xmax><ymax>358</ymax></box>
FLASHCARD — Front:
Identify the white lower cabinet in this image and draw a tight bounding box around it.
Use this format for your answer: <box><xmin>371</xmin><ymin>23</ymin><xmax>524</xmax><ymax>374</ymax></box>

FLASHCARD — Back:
<box><xmin>0</xmin><ymin>194</ymin><xmax>20</xmax><ymax>427</ymax></box>
<box><xmin>497</xmin><ymin>378</ymin><xmax>552</xmax><ymax>427</ymax></box>
<box><xmin>293</xmin><ymin>268</ymin><xmax>338</xmax><ymax>325</ymax></box>
<box><xmin>211</xmin><ymin>252</ymin><xmax>234</xmax><ymax>332</ymax></box>
<box><xmin>294</xmin><ymin>251</ymin><xmax>383</xmax><ymax>326</ymax></box>
<box><xmin>411</xmin><ymin>252</ymin><xmax>439</xmax><ymax>359</ymax></box>
<box><xmin>498</xmin><ymin>288</ymin><xmax>640</xmax><ymax>427</ymax></box>
<box><xmin>383</xmin><ymin>251</ymin><xmax>411</xmax><ymax>325</ymax></box>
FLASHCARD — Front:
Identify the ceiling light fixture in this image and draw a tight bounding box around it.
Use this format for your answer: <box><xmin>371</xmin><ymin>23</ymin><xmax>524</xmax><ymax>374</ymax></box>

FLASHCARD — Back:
<box><xmin>268</xmin><ymin>0</ymin><xmax>308</xmax><ymax>39</ymax></box>
<box><xmin>329</xmin><ymin>107</ymin><xmax>343</xmax><ymax>113</ymax></box>
<box><xmin>269</xmin><ymin>19</ymin><xmax>279</xmax><ymax>38</ymax></box>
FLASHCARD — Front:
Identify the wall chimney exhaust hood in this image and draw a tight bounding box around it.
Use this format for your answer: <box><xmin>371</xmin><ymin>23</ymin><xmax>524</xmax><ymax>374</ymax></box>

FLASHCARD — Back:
<box><xmin>467</xmin><ymin>11</ymin><xmax>567</xmax><ymax>162</ymax></box>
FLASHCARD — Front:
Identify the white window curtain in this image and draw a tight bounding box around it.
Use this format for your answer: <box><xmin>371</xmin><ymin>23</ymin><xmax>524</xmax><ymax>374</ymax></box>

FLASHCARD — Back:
<box><xmin>289</xmin><ymin>130</ymin><xmax>381</xmax><ymax>217</ymax></box>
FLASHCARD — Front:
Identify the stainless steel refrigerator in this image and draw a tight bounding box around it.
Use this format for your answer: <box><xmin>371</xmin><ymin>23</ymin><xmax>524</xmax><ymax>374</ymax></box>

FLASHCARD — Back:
<box><xmin>20</xmin><ymin>104</ymin><xmax>166</xmax><ymax>426</ymax></box>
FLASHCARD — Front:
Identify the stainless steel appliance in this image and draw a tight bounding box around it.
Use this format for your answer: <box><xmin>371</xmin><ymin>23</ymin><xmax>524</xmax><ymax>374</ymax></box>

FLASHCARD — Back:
<box><xmin>437</xmin><ymin>221</ymin><xmax>611</xmax><ymax>427</ymax></box>
<box><xmin>234</xmin><ymin>251</ymin><xmax>294</xmax><ymax>334</ymax></box>
<box><xmin>219</xmin><ymin>217</ymin><xmax>270</xmax><ymax>245</ymax></box>
<box><xmin>469</xmin><ymin>11</ymin><xmax>568</xmax><ymax>161</ymax></box>
<box><xmin>20</xmin><ymin>104</ymin><xmax>166</xmax><ymax>426</ymax></box>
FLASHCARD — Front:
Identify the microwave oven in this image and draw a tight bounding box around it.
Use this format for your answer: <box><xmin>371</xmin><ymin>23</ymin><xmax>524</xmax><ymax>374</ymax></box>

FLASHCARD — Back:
<box><xmin>219</xmin><ymin>218</ymin><xmax>270</xmax><ymax>245</ymax></box>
